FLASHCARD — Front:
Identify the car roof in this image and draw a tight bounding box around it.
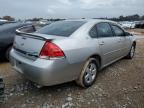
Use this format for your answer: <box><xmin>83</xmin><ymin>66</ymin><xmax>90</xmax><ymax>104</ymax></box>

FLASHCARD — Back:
<box><xmin>62</xmin><ymin>19</ymin><xmax>120</xmax><ymax>38</ymax></box>
<box><xmin>64</xmin><ymin>19</ymin><xmax>117</xmax><ymax>24</ymax></box>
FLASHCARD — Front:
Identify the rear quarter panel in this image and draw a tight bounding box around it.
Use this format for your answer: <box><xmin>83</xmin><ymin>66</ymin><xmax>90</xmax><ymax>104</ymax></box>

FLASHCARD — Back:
<box><xmin>53</xmin><ymin>36</ymin><xmax>101</xmax><ymax>65</ymax></box>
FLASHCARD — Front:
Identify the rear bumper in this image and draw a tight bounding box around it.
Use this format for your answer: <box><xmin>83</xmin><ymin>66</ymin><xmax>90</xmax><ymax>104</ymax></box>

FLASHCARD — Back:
<box><xmin>10</xmin><ymin>49</ymin><xmax>83</xmax><ymax>86</ymax></box>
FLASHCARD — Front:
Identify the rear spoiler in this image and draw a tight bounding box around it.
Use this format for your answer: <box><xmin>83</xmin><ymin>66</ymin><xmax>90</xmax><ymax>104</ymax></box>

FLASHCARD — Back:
<box><xmin>15</xmin><ymin>25</ymin><xmax>47</xmax><ymax>41</ymax></box>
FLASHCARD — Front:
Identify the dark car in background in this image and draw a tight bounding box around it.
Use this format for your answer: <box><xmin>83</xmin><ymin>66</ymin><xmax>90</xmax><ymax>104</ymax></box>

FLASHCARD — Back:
<box><xmin>0</xmin><ymin>21</ymin><xmax>31</xmax><ymax>60</ymax></box>
<box><xmin>135</xmin><ymin>21</ymin><xmax>144</xmax><ymax>28</ymax></box>
<box><xmin>0</xmin><ymin>76</ymin><xmax>4</xmax><ymax>103</ymax></box>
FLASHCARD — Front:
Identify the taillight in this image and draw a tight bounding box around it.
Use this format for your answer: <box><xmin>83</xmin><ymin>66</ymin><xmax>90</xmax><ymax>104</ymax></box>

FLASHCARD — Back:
<box><xmin>40</xmin><ymin>41</ymin><xmax>65</xmax><ymax>59</ymax></box>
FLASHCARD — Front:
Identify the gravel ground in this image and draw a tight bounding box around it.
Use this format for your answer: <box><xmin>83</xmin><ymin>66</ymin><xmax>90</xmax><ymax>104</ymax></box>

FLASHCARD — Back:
<box><xmin>127</xmin><ymin>29</ymin><xmax>144</xmax><ymax>34</ymax></box>
<box><xmin>0</xmin><ymin>35</ymin><xmax>144</xmax><ymax>108</ymax></box>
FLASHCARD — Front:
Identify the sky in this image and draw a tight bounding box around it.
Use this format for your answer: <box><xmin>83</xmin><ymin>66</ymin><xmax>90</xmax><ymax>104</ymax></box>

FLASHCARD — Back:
<box><xmin>0</xmin><ymin>0</ymin><xmax>144</xmax><ymax>19</ymax></box>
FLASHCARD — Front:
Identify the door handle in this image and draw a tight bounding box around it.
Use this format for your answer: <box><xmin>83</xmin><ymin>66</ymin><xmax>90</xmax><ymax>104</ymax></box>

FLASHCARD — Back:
<box><xmin>99</xmin><ymin>41</ymin><xmax>104</xmax><ymax>45</ymax></box>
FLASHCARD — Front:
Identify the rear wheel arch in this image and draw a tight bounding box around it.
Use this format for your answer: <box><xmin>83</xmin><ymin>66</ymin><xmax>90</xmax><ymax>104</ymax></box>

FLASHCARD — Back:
<box><xmin>89</xmin><ymin>54</ymin><xmax>101</xmax><ymax>70</ymax></box>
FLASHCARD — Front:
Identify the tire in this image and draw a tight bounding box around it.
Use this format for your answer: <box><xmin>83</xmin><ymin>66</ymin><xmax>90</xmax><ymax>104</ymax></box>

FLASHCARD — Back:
<box><xmin>5</xmin><ymin>46</ymin><xmax>12</xmax><ymax>61</ymax></box>
<box><xmin>126</xmin><ymin>44</ymin><xmax>135</xmax><ymax>59</ymax></box>
<box><xmin>0</xmin><ymin>76</ymin><xmax>5</xmax><ymax>103</ymax></box>
<box><xmin>76</xmin><ymin>58</ymin><xmax>99</xmax><ymax>88</ymax></box>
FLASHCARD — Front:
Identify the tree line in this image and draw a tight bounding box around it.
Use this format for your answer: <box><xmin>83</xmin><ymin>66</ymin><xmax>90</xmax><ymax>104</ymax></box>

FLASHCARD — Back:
<box><xmin>109</xmin><ymin>14</ymin><xmax>144</xmax><ymax>21</ymax></box>
<box><xmin>1</xmin><ymin>14</ymin><xmax>144</xmax><ymax>22</ymax></box>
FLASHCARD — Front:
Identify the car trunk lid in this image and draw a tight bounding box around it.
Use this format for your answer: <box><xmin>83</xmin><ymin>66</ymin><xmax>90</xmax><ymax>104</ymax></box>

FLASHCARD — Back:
<box><xmin>13</xmin><ymin>32</ymin><xmax>66</xmax><ymax>60</ymax></box>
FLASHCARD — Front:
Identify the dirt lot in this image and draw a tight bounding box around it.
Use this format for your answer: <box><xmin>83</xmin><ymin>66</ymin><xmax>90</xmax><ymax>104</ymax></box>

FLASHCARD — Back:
<box><xmin>127</xmin><ymin>29</ymin><xmax>144</xmax><ymax>34</ymax></box>
<box><xmin>0</xmin><ymin>30</ymin><xmax>144</xmax><ymax>108</ymax></box>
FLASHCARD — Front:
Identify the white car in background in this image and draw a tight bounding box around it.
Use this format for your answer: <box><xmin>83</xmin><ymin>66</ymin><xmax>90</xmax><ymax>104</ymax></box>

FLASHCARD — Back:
<box><xmin>120</xmin><ymin>21</ymin><xmax>135</xmax><ymax>29</ymax></box>
<box><xmin>38</xmin><ymin>20</ymin><xmax>51</xmax><ymax>26</ymax></box>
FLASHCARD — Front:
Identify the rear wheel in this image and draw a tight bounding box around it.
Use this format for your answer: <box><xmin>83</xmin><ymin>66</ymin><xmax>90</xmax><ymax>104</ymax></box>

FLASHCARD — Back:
<box><xmin>0</xmin><ymin>76</ymin><xmax>5</xmax><ymax>103</ymax></box>
<box><xmin>76</xmin><ymin>58</ymin><xmax>99</xmax><ymax>88</ymax></box>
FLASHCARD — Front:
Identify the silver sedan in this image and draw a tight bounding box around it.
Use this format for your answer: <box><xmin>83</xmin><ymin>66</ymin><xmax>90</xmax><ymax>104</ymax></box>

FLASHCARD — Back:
<box><xmin>10</xmin><ymin>19</ymin><xmax>136</xmax><ymax>88</ymax></box>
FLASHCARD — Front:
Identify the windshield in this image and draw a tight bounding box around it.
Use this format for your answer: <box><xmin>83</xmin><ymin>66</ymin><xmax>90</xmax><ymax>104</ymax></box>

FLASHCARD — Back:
<box><xmin>37</xmin><ymin>21</ymin><xmax>86</xmax><ymax>37</ymax></box>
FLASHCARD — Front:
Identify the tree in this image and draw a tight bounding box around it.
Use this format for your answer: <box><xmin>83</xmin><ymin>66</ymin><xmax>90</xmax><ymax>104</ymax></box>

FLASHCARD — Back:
<box><xmin>119</xmin><ymin>15</ymin><xmax>124</xmax><ymax>21</ymax></box>
<box><xmin>3</xmin><ymin>16</ymin><xmax>15</xmax><ymax>21</ymax></box>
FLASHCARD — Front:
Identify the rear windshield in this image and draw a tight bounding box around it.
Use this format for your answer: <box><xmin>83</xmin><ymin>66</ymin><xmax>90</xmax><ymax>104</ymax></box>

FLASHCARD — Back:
<box><xmin>37</xmin><ymin>21</ymin><xmax>86</xmax><ymax>37</ymax></box>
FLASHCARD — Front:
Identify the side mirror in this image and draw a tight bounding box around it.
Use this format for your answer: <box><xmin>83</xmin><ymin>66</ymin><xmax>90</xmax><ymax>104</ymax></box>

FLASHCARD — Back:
<box><xmin>125</xmin><ymin>32</ymin><xmax>133</xmax><ymax>36</ymax></box>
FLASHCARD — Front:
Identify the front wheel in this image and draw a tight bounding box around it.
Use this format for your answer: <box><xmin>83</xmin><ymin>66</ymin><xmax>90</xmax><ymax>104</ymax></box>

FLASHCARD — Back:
<box><xmin>126</xmin><ymin>45</ymin><xmax>135</xmax><ymax>59</ymax></box>
<box><xmin>76</xmin><ymin>58</ymin><xmax>99</xmax><ymax>88</ymax></box>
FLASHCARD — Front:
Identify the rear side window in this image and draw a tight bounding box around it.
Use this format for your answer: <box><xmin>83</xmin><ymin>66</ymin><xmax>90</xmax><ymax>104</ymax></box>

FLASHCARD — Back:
<box><xmin>96</xmin><ymin>23</ymin><xmax>113</xmax><ymax>38</ymax></box>
<box><xmin>111</xmin><ymin>25</ymin><xmax>125</xmax><ymax>36</ymax></box>
<box><xmin>89</xmin><ymin>25</ymin><xmax>97</xmax><ymax>38</ymax></box>
<box><xmin>37</xmin><ymin>21</ymin><xmax>86</xmax><ymax>37</ymax></box>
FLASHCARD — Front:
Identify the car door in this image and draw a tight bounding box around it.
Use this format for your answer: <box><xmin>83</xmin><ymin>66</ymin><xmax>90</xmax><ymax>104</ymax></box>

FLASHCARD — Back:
<box><xmin>96</xmin><ymin>22</ymin><xmax>121</xmax><ymax>66</ymax></box>
<box><xmin>110</xmin><ymin>24</ymin><xmax>130</xmax><ymax>57</ymax></box>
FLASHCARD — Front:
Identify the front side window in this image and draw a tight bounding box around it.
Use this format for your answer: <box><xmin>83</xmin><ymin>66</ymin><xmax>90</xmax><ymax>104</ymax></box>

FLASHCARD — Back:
<box><xmin>37</xmin><ymin>21</ymin><xmax>86</xmax><ymax>37</ymax></box>
<box><xmin>96</xmin><ymin>23</ymin><xmax>113</xmax><ymax>38</ymax></box>
<box><xmin>111</xmin><ymin>25</ymin><xmax>125</xmax><ymax>36</ymax></box>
